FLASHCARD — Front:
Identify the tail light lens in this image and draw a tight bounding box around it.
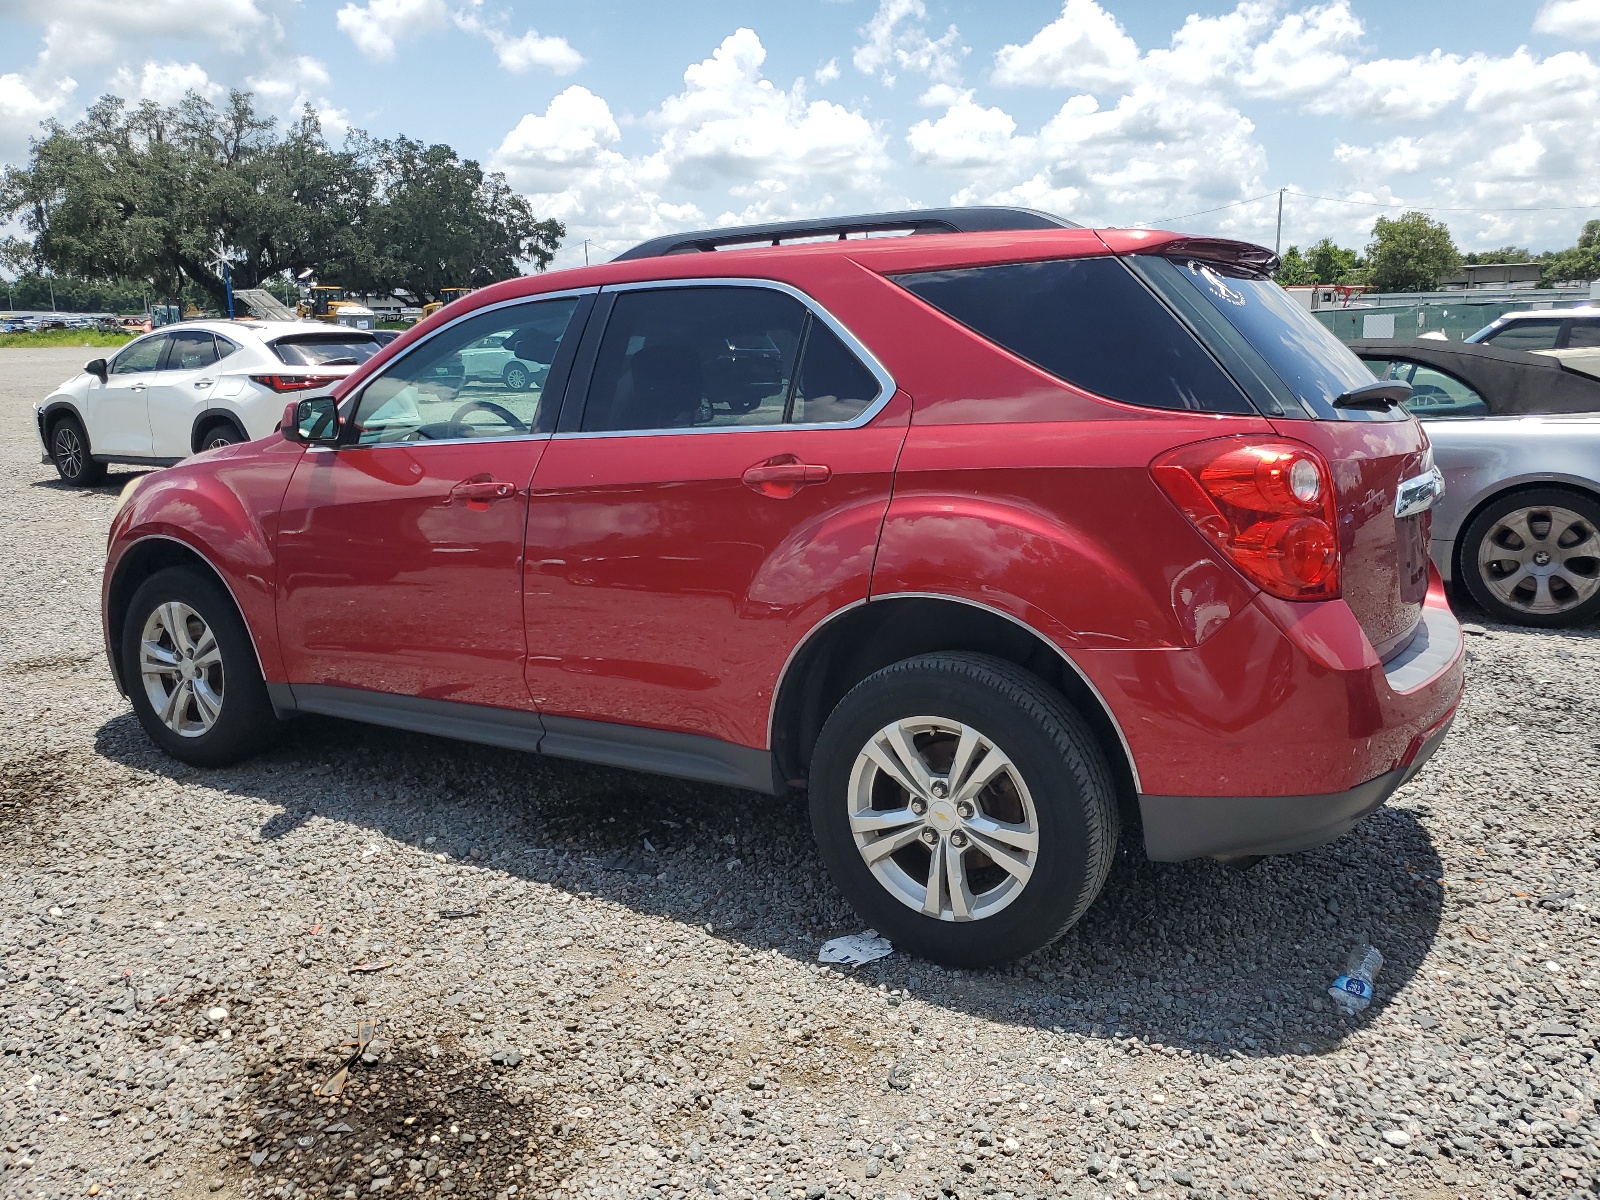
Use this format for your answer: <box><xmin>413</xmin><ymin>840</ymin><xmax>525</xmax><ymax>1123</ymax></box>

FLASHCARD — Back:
<box><xmin>250</xmin><ymin>374</ymin><xmax>343</xmax><ymax>394</ymax></box>
<box><xmin>1151</xmin><ymin>437</ymin><xmax>1341</xmax><ymax>600</ymax></box>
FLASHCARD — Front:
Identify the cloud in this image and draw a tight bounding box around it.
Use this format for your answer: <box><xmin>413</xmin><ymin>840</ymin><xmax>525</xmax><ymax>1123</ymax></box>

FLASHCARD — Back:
<box><xmin>14</xmin><ymin>0</ymin><xmax>274</xmax><ymax>68</ymax></box>
<box><xmin>992</xmin><ymin>0</ymin><xmax>1141</xmax><ymax>91</ymax></box>
<box><xmin>1535</xmin><ymin>0</ymin><xmax>1600</xmax><ymax>40</ymax></box>
<box><xmin>335</xmin><ymin>0</ymin><xmax>448</xmax><ymax>61</ymax></box>
<box><xmin>853</xmin><ymin>0</ymin><xmax>967</xmax><ymax>86</ymax></box>
<box><xmin>108</xmin><ymin>61</ymin><xmax>225</xmax><ymax>105</ymax></box>
<box><xmin>0</xmin><ymin>73</ymin><xmax>75</xmax><ymax>161</ymax></box>
<box><xmin>493</xmin><ymin>29</ymin><xmax>890</xmax><ymax>261</ymax></box>
<box><xmin>815</xmin><ymin>58</ymin><xmax>841</xmax><ymax>85</ymax></box>
<box><xmin>480</xmin><ymin>28</ymin><xmax>584</xmax><ymax>75</ymax></box>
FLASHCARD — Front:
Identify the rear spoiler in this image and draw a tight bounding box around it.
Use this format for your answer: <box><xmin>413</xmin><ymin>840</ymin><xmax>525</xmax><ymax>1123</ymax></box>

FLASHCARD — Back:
<box><xmin>1149</xmin><ymin>237</ymin><xmax>1280</xmax><ymax>279</ymax></box>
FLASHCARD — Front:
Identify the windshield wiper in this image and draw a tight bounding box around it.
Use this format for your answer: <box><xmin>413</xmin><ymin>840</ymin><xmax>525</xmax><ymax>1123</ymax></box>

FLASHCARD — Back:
<box><xmin>1334</xmin><ymin>380</ymin><xmax>1412</xmax><ymax>410</ymax></box>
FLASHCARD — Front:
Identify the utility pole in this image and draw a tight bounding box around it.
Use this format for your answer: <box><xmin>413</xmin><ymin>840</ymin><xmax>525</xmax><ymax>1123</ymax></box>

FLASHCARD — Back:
<box><xmin>583</xmin><ymin>239</ymin><xmax>590</xmax><ymax>267</ymax></box>
<box><xmin>1275</xmin><ymin>188</ymin><xmax>1285</xmax><ymax>258</ymax></box>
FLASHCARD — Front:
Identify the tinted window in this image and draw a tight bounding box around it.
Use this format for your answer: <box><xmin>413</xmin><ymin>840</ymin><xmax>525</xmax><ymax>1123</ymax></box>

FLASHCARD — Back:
<box><xmin>1567</xmin><ymin>321</ymin><xmax>1600</xmax><ymax>349</ymax></box>
<box><xmin>583</xmin><ymin>287</ymin><xmax>805</xmax><ymax>432</ymax></box>
<box><xmin>1390</xmin><ymin>362</ymin><xmax>1489</xmax><ymax>419</ymax></box>
<box><xmin>352</xmin><ymin>297</ymin><xmax>581</xmax><ymax>445</ymax></box>
<box><xmin>273</xmin><ymin>335</ymin><xmax>382</xmax><ymax>367</ymax></box>
<box><xmin>1483</xmin><ymin>319</ymin><xmax>1563</xmax><ymax>351</ymax></box>
<box><xmin>894</xmin><ymin>258</ymin><xmax>1250</xmax><ymax>413</ymax></box>
<box><xmin>215</xmin><ymin>335</ymin><xmax>240</xmax><ymax>360</ymax></box>
<box><xmin>110</xmin><ymin>335</ymin><xmax>168</xmax><ymax>375</ymax></box>
<box><xmin>792</xmin><ymin>322</ymin><xmax>880</xmax><ymax>424</ymax></box>
<box><xmin>167</xmin><ymin>330</ymin><xmax>221</xmax><ymax>370</ymax></box>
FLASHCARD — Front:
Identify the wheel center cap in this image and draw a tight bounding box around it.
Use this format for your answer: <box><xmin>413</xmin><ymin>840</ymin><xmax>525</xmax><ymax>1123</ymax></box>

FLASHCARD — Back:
<box><xmin>927</xmin><ymin>800</ymin><xmax>958</xmax><ymax>827</ymax></box>
<box><xmin>1532</xmin><ymin>550</ymin><xmax>1552</xmax><ymax>566</ymax></box>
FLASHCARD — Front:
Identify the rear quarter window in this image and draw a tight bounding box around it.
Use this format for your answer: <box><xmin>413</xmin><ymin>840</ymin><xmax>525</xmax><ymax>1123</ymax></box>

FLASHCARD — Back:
<box><xmin>893</xmin><ymin>258</ymin><xmax>1252</xmax><ymax>413</ymax></box>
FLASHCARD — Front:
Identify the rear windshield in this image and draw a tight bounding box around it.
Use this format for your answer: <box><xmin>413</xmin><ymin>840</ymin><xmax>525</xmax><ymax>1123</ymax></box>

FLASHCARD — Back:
<box><xmin>271</xmin><ymin>334</ymin><xmax>382</xmax><ymax>367</ymax></box>
<box><xmin>1136</xmin><ymin>256</ymin><xmax>1388</xmax><ymax>419</ymax></box>
<box><xmin>893</xmin><ymin>257</ymin><xmax>1252</xmax><ymax>413</ymax></box>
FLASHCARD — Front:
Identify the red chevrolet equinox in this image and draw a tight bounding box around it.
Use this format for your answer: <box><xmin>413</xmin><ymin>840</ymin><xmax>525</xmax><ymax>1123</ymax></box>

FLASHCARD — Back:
<box><xmin>103</xmin><ymin>208</ymin><xmax>1462</xmax><ymax>966</ymax></box>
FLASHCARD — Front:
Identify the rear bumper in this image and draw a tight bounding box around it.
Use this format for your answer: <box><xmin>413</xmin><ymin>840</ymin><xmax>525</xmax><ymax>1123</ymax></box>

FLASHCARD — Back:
<box><xmin>1138</xmin><ymin>706</ymin><xmax>1455</xmax><ymax>861</ymax></box>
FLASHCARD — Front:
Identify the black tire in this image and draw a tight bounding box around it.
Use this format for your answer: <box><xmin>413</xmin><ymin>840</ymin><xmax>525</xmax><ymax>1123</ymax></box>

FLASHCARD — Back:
<box><xmin>199</xmin><ymin>422</ymin><xmax>244</xmax><ymax>452</ymax></box>
<box><xmin>502</xmin><ymin>361</ymin><xmax>531</xmax><ymax>391</ymax></box>
<box><xmin>121</xmin><ymin>566</ymin><xmax>278</xmax><ymax>767</ymax></box>
<box><xmin>809</xmin><ymin>653</ymin><xmax>1119</xmax><ymax>967</ymax></box>
<box><xmin>1459</xmin><ymin>488</ymin><xmax>1600</xmax><ymax>628</ymax></box>
<box><xmin>49</xmin><ymin>414</ymin><xmax>106</xmax><ymax>486</ymax></box>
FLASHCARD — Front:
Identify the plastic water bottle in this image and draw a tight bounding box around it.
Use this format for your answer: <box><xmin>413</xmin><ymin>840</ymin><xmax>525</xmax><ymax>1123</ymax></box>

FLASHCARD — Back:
<box><xmin>1328</xmin><ymin>945</ymin><xmax>1384</xmax><ymax>1015</ymax></box>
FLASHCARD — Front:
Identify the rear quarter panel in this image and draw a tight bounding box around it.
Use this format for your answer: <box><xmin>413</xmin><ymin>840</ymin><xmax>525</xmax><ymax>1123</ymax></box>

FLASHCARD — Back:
<box><xmin>1423</xmin><ymin>415</ymin><xmax>1600</xmax><ymax>578</ymax></box>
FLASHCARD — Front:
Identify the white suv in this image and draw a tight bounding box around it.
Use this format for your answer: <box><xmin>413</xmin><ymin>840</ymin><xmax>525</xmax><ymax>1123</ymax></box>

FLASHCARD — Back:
<box><xmin>34</xmin><ymin>320</ymin><xmax>384</xmax><ymax>486</ymax></box>
<box><xmin>1466</xmin><ymin>306</ymin><xmax>1600</xmax><ymax>380</ymax></box>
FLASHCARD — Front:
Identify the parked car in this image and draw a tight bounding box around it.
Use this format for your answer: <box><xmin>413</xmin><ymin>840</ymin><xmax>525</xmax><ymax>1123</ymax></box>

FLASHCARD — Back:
<box><xmin>34</xmin><ymin>320</ymin><xmax>385</xmax><ymax>485</ymax></box>
<box><xmin>103</xmin><ymin>208</ymin><xmax>1464</xmax><ymax>966</ymax></box>
<box><xmin>1466</xmin><ymin>305</ymin><xmax>1600</xmax><ymax>380</ymax></box>
<box><xmin>1351</xmin><ymin>338</ymin><xmax>1600</xmax><ymax>626</ymax></box>
<box><xmin>370</xmin><ymin>328</ymin><xmax>403</xmax><ymax>347</ymax></box>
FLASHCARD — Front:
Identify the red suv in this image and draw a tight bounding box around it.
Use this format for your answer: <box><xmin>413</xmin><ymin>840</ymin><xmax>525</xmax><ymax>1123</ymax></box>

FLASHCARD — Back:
<box><xmin>103</xmin><ymin>208</ymin><xmax>1463</xmax><ymax>966</ymax></box>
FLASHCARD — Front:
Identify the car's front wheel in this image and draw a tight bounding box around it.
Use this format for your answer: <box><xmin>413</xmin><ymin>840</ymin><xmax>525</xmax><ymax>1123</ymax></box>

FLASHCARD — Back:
<box><xmin>49</xmin><ymin>415</ymin><xmax>107</xmax><ymax>486</ymax></box>
<box><xmin>809</xmin><ymin>653</ymin><xmax>1119</xmax><ymax>967</ymax></box>
<box><xmin>121</xmin><ymin>566</ymin><xmax>278</xmax><ymax>767</ymax></box>
<box><xmin>1460</xmin><ymin>488</ymin><xmax>1600</xmax><ymax>627</ymax></box>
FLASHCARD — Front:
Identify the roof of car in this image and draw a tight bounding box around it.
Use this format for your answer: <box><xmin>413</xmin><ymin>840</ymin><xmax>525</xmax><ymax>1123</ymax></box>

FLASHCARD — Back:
<box><xmin>1348</xmin><ymin>338</ymin><xmax>1600</xmax><ymax>415</ymax></box>
<box><xmin>1493</xmin><ymin>306</ymin><xmax>1598</xmax><ymax>322</ymax></box>
<box><xmin>143</xmin><ymin>318</ymin><xmax>376</xmax><ymax>340</ymax></box>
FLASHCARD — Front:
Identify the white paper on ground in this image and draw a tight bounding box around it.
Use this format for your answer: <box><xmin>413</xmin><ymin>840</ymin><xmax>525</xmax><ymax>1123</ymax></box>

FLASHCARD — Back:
<box><xmin>818</xmin><ymin>930</ymin><xmax>893</xmax><ymax>965</ymax></box>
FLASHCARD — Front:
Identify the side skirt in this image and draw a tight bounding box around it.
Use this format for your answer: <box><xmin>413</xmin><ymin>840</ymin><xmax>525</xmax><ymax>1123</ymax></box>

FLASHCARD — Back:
<box><xmin>269</xmin><ymin>683</ymin><xmax>781</xmax><ymax>794</ymax></box>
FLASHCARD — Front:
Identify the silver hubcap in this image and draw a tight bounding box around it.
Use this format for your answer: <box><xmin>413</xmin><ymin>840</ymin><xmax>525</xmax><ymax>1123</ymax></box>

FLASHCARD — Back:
<box><xmin>139</xmin><ymin>602</ymin><xmax>224</xmax><ymax>737</ymax></box>
<box><xmin>55</xmin><ymin>427</ymin><xmax>83</xmax><ymax>477</ymax></box>
<box><xmin>848</xmin><ymin>717</ymin><xmax>1039</xmax><ymax>922</ymax></box>
<box><xmin>1478</xmin><ymin>505</ymin><xmax>1600</xmax><ymax>615</ymax></box>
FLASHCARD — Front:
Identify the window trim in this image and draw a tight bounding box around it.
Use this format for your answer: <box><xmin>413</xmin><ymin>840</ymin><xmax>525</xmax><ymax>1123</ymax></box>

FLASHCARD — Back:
<box><xmin>552</xmin><ymin>277</ymin><xmax>897</xmax><ymax>440</ymax></box>
<box><xmin>333</xmin><ymin>286</ymin><xmax>600</xmax><ymax>450</ymax></box>
<box><xmin>162</xmin><ymin>328</ymin><xmax>225</xmax><ymax>372</ymax></box>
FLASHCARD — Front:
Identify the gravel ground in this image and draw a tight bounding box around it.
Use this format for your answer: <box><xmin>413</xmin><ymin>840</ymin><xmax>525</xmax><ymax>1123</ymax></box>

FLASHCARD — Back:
<box><xmin>3</xmin><ymin>344</ymin><xmax>1599</xmax><ymax>1200</ymax></box>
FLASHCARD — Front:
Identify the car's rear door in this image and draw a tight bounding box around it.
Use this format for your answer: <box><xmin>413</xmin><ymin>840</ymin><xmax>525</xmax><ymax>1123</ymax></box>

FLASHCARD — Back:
<box><xmin>523</xmin><ymin>281</ymin><xmax>907</xmax><ymax>754</ymax></box>
<box><xmin>274</xmin><ymin>292</ymin><xmax>592</xmax><ymax>710</ymax></box>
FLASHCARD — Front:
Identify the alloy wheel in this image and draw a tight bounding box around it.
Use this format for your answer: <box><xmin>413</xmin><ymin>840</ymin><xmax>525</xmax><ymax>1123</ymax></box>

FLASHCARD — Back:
<box><xmin>1477</xmin><ymin>504</ymin><xmax>1600</xmax><ymax>617</ymax></box>
<box><xmin>54</xmin><ymin>425</ymin><xmax>84</xmax><ymax>478</ymax></box>
<box><xmin>847</xmin><ymin>716</ymin><xmax>1039</xmax><ymax>922</ymax></box>
<box><xmin>139</xmin><ymin>601</ymin><xmax>225</xmax><ymax>738</ymax></box>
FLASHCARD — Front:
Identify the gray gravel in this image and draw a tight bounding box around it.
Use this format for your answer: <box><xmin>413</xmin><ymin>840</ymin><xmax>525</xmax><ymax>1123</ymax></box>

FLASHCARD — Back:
<box><xmin>3</xmin><ymin>345</ymin><xmax>1599</xmax><ymax>1200</ymax></box>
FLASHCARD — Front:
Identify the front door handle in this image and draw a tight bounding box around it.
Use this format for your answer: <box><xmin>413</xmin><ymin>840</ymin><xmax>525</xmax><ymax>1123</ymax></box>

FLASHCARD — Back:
<box><xmin>449</xmin><ymin>477</ymin><xmax>518</xmax><ymax>507</ymax></box>
<box><xmin>742</xmin><ymin>455</ymin><xmax>831</xmax><ymax>498</ymax></box>
<box><xmin>129</xmin><ymin>383</ymin><xmax>147</xmax><ymax>392</ymax></box>
<box><xmin>193</xmin><ymin>379</ymin><xmax>215</xmax><ymax>388</ymax></box>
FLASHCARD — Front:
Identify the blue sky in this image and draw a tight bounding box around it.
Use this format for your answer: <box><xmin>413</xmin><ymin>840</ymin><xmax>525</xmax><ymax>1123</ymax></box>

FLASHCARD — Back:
<box><xmin>3</xmin><ymin>0</ymin><xmax>1599</xmax><ymax>268</ymax></box>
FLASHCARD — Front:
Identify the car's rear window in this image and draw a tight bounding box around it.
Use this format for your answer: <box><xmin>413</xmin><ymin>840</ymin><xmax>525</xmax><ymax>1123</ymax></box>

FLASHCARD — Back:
<box><xmin>893</xmin><ymin>257</ymin><xmax>1252</xmax><ymax>413</ymax></box>
<box><xmin>1481</xmin><ymin>319</ymin><xmax>1564</xmax><ymax>351</ymax></box>
<box><xmin>272</xmin><ymin>335</ymin><xmax>381</xmax><ymax>367</ymax></box>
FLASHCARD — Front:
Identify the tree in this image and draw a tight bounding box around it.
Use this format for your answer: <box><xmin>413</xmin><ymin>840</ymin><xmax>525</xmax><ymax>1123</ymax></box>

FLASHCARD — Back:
<box><xmin>1274</xmin><ymin>245</ymin><xmax>1313</xmax><ymax>284</ymax></box>
<box><xmin>1364</xmin><ymin>212</ymin><xmax>1461</xmax><ymax>293</ymax></box>
<box><xmin>1307</xmin><ymin>237</ymin><xmax>1359</xmax><ymax>284</ymax></box>
<box><xmin>1</xmin><ymin>89</ymin><xmax>563</xmax><ymax>310</ymax></box>
<box><xmin>1540</xmin><ymin>219</ymin><xmax>1600</xmax><ymax>286</ymax></box>
<box><xmin>1464</xmin><ymin>245</ymin><xmax>1532</xmax><ymax>265</ymax></box>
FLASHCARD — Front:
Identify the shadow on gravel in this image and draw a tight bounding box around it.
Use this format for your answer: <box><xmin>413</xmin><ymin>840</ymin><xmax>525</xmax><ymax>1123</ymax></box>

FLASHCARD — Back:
<box><xmin>93</xmin><ymin>708</ymin><xmax>1444</xmax><ymax>1061</ymax></box>
<box><xmin>28</xmin><ymin>466</ymin><xmax>152</xmax><ymax>495</ymax></box>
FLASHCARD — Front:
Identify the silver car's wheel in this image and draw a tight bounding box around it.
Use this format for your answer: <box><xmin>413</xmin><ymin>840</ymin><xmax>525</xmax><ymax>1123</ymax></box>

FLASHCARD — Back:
<box><xmin>502</xmin><ymin>361</ymin><xmax>530</xmax><ymax>391</ymax></box>
<box><xmin>848</xmin><ymin>715</ymin><xmax>1040</xmax><ymax>922</ymax></box>
<box><xmin>139</xmin><ymin>601</ymin><xmax>225</xmax><ymax>738</ymax></box>
<box><xmin>1475</xmin><ymin>504</ymin><xmax>1600</xmax><ymax>617</ymax></box>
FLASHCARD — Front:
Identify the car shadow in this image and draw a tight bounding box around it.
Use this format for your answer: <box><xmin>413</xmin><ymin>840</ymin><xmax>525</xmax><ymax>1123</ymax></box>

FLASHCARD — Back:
<box><xmin>30</xmin><ymin>467</ymin><xmax>155</xmax><ymax>495</ymax></box>
<box><xmin>92</xmin><ymin>708</ymin><xmax>1444</xmax><ymax>1061</ymax></box>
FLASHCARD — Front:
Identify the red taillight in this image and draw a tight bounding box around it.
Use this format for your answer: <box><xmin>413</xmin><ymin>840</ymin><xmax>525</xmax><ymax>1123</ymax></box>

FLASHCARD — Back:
<box><xmin>250</xmin><ymin>374</ymin><xmax>343</xmax><ymax>394</ymax></box>
<box><xmin>1151</xmin><ymin>437</ymin><xmax>1341</xmax><ymax>600</ymax></box>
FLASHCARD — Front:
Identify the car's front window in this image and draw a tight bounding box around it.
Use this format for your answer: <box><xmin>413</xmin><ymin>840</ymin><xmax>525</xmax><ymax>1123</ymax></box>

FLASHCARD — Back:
<box><xmin>351</xmin><ymin>297</ymin><xmax>581</xmax><ymax>445</ymax></box>
<box><xmin>109</xmin><ymin>335</ymin><xmax>167</xmax><ymax>374</ymax></box>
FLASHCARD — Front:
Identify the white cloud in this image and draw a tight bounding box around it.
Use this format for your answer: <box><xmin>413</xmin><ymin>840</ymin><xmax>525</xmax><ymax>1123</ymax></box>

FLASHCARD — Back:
<box><xmin>992</xmin><ymin>0</ymin><xmax>1142</xmax><ymax>91</ymax></box>
<box><xmin>108</xmin><ymin>61</ymin><xmax>224</xmax><ymax>106</ymax></box>
<box><xmin>480</xmin><ymin>28</ymin><xmax>584</xmax><ymax>75</ymax></box>
<box><xmin>853</xmin><ymin>0</ymin><xmax>967</xmax><ymax>86</ymax></box>
<box><xmin>493</xmin><ymin>29</ymin><xmax>891</xmax><ymax>261</ymax></box>
<box><xmin>335</xmin><ymin>0</ymin><xmax>447</xmax><ymax>61</ymax></box>
<box><xmin>14</xmin><ymin>0</ymin><xmax>273</xmax><ymax>68</ymax></box>
<box><xmin>815</xmin><ymin>58</ymin><xmax>841</xmax><ymax>85</ymax></box>
<box><xmin>0</xmin><ymin>72</ymin><xmax>75</xmax><ymax>162</ymax></box>
<box><xmin>1535</xmin><ymin>0</ymin><xmax>1600</xmax><ymax>40</ymax></box>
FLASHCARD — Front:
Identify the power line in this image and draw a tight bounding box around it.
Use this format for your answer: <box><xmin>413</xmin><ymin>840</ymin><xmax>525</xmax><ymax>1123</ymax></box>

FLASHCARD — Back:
<box><xmin>1285</xmin><ymin>190</ymin><xmax>1600</xmax><ymax>214</ymax></box>
<box><xmin>1133</xmin><ymin>190</ymin><xmax>1281</xmax><ymax>227</ymax></box>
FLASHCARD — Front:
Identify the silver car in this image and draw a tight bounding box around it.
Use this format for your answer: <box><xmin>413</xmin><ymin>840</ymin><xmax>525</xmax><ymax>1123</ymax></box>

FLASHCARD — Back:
<box><xmin>1352</xmin><ymin>338</ymin><xmax>1600</xmax><ymax>626</ymax></box>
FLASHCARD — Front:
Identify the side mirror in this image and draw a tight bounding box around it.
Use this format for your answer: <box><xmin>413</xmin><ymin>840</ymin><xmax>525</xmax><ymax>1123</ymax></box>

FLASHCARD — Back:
<box><xmin>281</xmin><ymin>395</ymin><xmax>340</xmax><ymax>444</ymax></box>
<box><xmin>85</xmin><ymin>358</ymin><xmax>108</xmax><ymax>383</ymax></box>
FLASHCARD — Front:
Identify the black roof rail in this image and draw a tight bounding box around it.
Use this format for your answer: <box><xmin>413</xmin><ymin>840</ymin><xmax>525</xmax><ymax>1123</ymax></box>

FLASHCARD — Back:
<box><xmin>611</xmin><ymin>206</ymin><xmax>1079</xmax><ymax>262</ymax></box>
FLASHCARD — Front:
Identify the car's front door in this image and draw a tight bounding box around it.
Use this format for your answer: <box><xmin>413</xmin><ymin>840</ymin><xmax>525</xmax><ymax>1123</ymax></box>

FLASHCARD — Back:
<box><xmin>275</xmin><ymin>292</ymin><xmax>592</xmax><ymax>710</ymax></box>
<box><xmin>145</xmin><ymin>329</ymin><xmax>225</xmax><ymax>458</ymax></box>
<box><xmin>523</xmin><ymin>281</ymin><xmax>907</xmax><ymax>753</ymax></box>
<box><xmin>90</xmin><ymin>333</ymin><xmax>168</xmax><ymax>456</ymax></box>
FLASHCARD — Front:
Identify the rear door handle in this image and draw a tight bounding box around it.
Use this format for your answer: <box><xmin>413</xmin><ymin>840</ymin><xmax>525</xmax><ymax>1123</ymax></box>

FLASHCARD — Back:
<box><xmin>742</xmin><ymin>456</ymin><xmax>831</xmax><ymax>497</ymax></box>
<box><xmin>449</xmin><ymin>478</ymin><xmax>518</xmax><ymax>506</ymax></box>
<box><xmin>193</xmin><ymin>379</ymin><xmax>215</xmax><ymax>388</ymax></box>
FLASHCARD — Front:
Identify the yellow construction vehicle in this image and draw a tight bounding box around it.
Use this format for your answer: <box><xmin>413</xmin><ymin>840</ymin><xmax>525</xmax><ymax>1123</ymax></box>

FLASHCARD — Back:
<box><xmin>421</xmin><ymin>287</ymin><xmax>473</xmax><ymax>320</ymax></box>
<box><xmin>295</xmin><ymin>285</ymin><xmax>377</xmax><ymax>329</ymax></box>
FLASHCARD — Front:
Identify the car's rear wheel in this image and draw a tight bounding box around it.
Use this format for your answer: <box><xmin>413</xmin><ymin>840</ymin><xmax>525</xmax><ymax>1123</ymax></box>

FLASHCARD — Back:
<box><xmin>199</xmin><ymin>422</ymin><xmax>244</xmax><ymax>452</ymax></box>
<box><xmin>809</xmin><ymin>653</ymin><xmax>1119</xmax><ymax>967</ymax></box>
<box><xmin>502</xmin><ymin>361</ymin><xmax>531</xmax><ymax>391</ymax></box>
<box><xmin>121</xmin><ymin>566</ymin><xmax>278</xmax><ymax>767</ymax></box>
<box><xmin>49</xmin><ymin>415</ymin><xmax>107</xmax><ymax>486</ymax></box>
<box><xmin>1461</xmin><ymin>488</ymin><xmax>1600</xmax><ymax>627</ymax></box>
